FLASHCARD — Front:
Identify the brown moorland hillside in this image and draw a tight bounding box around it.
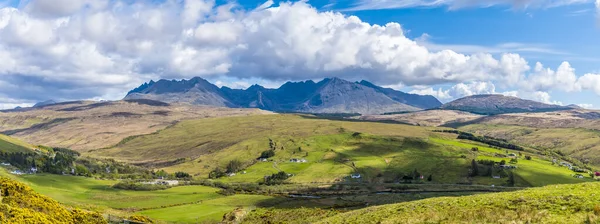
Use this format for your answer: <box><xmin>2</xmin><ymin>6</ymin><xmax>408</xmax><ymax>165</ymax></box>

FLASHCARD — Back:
<box><xmin>0</xmin><ymin>100</ymin><xmax>272</xmax><ymax>151</ymax></box>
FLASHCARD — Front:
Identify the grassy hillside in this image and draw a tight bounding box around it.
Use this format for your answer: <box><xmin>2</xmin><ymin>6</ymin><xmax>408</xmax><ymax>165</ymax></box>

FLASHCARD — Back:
<box><xmin>89</xmin><ymin>114</ymin><xmax>592</xmax><ymax>187</ymax></box>
<box><xmin>0</xmin><ymin>177</ymin><xmax>105</xmax><ymax>223</ymax></box>
<box><xmin>458</xmin><ymin>124</ymin><xmax>600</xmax><ymax>166</ymax></box>
<box><xmin>317</xmin><ymin>182</ymin><xmax>600</xmax><ymax>223</ymax></box>
<box><xmin>0</xmin><ymin>134</ymin><xmax>34</xmax><ymax>153</ymax></box>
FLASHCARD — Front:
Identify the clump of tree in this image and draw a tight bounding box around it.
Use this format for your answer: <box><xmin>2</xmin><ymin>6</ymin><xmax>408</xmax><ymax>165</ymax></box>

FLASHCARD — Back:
<box><xmin>264</xmin><ymin>171</ymin><xmax>290</xmax><ymax>185</ymax></box>
<box><xmin>457</xmin><ymin>133</ymin><xmax>524</xmax><ymax>151</ymax></box>
<box><xmin>226</xmin><ymin>160</ymin><xmax>243</xmax><ymax>173</ymax></box>
<box><xmin>507</xmin><ymin>172</ymin><xmax>515</xmax><ymax>186</ymax></box>
<box><xmin>112</xmin><ymin>180</ymin><xmax>170</xmax><ymax>191</ymax></box>
<box><xmin>209</xmin><ymin>167</ymin><xmax>226</xmax><ymax>179</ymax></box>
<box><xmin>259</xmin><ymin>150</ymin><xmax>275</xmax><ymax>159</ymax></box>
<box><xmin>175</xmin><ymin>171</ymin><xmax>191</xmax><ymax>180</ymax></box>
<box><xmin>470</xmin><ymin>159</ymin><xmax>479</xmax><ymax>177</ymax></box>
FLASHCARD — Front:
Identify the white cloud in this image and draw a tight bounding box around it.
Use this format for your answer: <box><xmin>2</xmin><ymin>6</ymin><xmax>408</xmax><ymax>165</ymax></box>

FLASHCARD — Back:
<box><xmin>344</xmin><ymin>0</ymin><xmax>593</xmax><ymax>11</ymax></box>
<box><xmin>0</xmin><ymin>0</ymin><xmax>596</xmax><ymax>107</ymax></box>
<box><xmin>577</xmin><ymin>103</ymin><xmax>594</xmax><ymax>108</ymax></box>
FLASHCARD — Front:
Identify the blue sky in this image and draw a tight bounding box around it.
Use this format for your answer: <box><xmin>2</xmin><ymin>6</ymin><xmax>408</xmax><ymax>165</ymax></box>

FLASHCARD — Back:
<box><xmin>0</xmin><ymin>0</ymin><xmax>599</xmax><ymax>109</ymax></box>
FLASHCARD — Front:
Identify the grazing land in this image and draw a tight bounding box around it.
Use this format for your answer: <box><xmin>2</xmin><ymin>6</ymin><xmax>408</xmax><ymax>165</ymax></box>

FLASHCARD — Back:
<box><xmin>1</xmin><ymin>111</ymin><xmax>598</xmax><ymax>223</ymax></box>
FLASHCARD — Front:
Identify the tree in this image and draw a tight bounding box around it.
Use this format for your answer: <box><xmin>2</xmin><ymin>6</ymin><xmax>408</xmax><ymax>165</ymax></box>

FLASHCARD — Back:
<box><xmin>427</xmin><ymin>174</ymin><xmax>432</xmax><ymax>182</ymax></box>
<box><xmin>525</xmin><ymin>155</ymin><xmax>532</xmax><ymax>160</ymax></box>
<box><xmin>155</xmin><ymin>170</ymin><xmax>168</xmax><ymax>179</ymax></box>
<box><xmin>507</xmin><ymin>172</ymin><xmax>515</xmax><ymax>186</ymax></box>
<box><xmin>75</xmin><ymin>165</ymin><xmax>91</xmax><ymax>177</ymax></box>
<box><xmin>471</xmin><ymin>147</ymin><xmax>479</xmax><ymax>151</ymax></box>
<box><xmin>226</xmin><ymin>160</ymin><xmax>243</xmax><ymax>173</ymax></box>
<box><xmin>471</xmin><ymin>159</ymin><xmax>479</xmax><ymax>177</ymax></box>
<box><xmin>260</xmin><ymin>150</ymin><xmax>275</xmax><ymax>159</ymax></box>
<box><xmin>209</xmin><ymin>167</ymin><xmax>225</xmax><ymax>179</ymax></box>
<box><xmin>510</xmin><ymin>158</ymin><xmax>518</xmax><ymax>164</ymax></box>
<box><xmin>499</xmin><ymin>160</ymin><xmax>507</xmax><ymax>166</ymax></box>
<box><xmin>175</xmin><ymin>171</ymin><xmax>191</xmax><ymax>179</ymax></box>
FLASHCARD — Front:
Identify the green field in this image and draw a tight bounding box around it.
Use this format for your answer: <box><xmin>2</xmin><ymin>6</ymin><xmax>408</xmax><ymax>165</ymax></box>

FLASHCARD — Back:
<box><xmin>0</xmin><ymin>134</ymin><xmax>34</xmax><ymax>153</ymax></box>
<box><xmin>0</xmin><ymin>169</ymin><xmax>281</xmax><ymax>223</ymax></box>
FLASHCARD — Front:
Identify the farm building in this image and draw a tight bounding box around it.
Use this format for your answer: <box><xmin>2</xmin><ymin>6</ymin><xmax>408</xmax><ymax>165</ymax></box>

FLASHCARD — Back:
<box><xmin>351</xmin><ymin>174</ymin><xmax>361</xmax><ymax>179</ymax></box>
<box><xmin>290</xmin><ymin>158</ymin><xmax>307</xmax><ymax>163</ymax></box>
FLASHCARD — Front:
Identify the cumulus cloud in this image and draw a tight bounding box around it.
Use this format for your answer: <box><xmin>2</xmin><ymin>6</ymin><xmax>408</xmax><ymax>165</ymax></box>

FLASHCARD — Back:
<box><xmin>0</xmin><ymin>0</ymin><xmax>543</xmax><ymax>104</ymax></box>
<box><xmin>344</xmin><ymin>0</ymin><xmax>593</xmax><ymax>11</ymax></box>
<box><xmin>0</xmin><ymin>0</ymin><xmax>597</xmax><ymax>107</ymax></box>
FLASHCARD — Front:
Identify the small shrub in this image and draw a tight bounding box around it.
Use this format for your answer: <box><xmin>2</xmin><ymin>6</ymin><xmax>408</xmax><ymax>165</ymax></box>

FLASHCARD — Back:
<box><xmin>594</xmin><ymin>204</ymin><xmax>600</xmax><ymax>216</ymax></box>
<box><xmin>471</xmin><ymin>147</ymin><xmax>479</xmax><ymax>151</ymax></box>
<box><xmin>525</xmin><ymin>155</ymin><xmax>532</xmax><ymax>160</ymax></box>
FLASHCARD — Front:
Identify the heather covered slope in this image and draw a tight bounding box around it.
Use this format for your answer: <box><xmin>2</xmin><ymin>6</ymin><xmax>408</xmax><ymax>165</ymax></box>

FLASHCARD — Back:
<box><xmin>0</xmin><ymin>177</ymin><xmax>105</xmax><ymax>223</ymax></box>
<box><xmin>317</xmin><ymin>182</ymin><xmax>600</xmax><ymax>224</ymax></box>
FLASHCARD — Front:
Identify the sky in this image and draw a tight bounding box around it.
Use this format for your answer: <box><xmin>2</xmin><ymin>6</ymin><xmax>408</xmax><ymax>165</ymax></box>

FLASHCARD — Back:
<box><xmin>0</xmin><ymin>0</ymin><xmax>599</xmax><ymax>109</ymax></box>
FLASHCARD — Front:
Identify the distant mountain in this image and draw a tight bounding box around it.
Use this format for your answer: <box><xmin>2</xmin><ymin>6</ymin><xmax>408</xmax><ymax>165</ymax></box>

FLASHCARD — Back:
<box><xmin>125</xmin><ymin>77</ymin><xmax>233</xmax><ymax>107</ymax></box>
<box><xmin>358</xmin><ymin>81</ymin><xmax>442</xmax><ymax>109</ymax></box>
<box><xmin>567</xmin><ymin>104</ymin><xmax>583</xmax><ymax>109</ymax></box>
<box><xmin>33</xmin><ymin>100</ymin><xmax>58</xmax><ymax>108</ymax></box>
<box><xmin>125</xmin><ymin>77</ymin><xmax>439</xmax><ymax>114</ymax></box>
<box><xmin>441</xmin><ymin>94</ymin><xmax>569</xmax><ymax>115</ymax></box>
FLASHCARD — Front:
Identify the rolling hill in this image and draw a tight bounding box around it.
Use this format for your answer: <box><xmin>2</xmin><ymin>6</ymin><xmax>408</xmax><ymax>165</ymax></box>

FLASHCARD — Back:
<box><xmin>441</xmin><ymin>94</ymin><xmax>568</xmax><ymax>115</ymax></box>
<box><xmin>125</xmin><ymin>77</ymin><xmax>440</xmax><ymax>114</ymax></box>
<box><xmin>0</xmin><ymin>100</ymin><xmax>271</xmax><ymax>151</ymax></box>
<box><xmin>88</xmin><ymin>114</ymin><xmax>590</xmax><ymax>187</ymax></box>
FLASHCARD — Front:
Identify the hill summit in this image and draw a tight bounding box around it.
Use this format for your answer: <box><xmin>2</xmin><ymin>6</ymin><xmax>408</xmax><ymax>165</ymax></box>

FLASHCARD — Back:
<box><xmin>125</xmin><ymin>77</ymin><xmax>442</xmax><ymax>114</ymax></box>
<box><xmin>441</xmin><ymin>94</ymin><xmax>568</xmax><ymax>115</ymax></box>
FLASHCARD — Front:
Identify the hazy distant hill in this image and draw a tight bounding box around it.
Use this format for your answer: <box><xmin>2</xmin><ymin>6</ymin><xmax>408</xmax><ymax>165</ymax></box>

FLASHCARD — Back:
<box><xmin>125</xmin><ymin>77</ymin><xmax>440</xmax><ymax>114</ymax></box>
<box><xmin>441</xmin><ymin>94</ymin><xmax>568</xmax><ymax>115</ymax></box>
<box><xmin>33</xmin><ymin>100</ymin><xmax>58</xmax><ymax>108</ymax></box>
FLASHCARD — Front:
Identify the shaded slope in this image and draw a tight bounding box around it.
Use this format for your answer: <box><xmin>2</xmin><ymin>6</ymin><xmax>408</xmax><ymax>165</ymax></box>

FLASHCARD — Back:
<box><xmin>319</xmin><ymin>182</ymin><xmax>600</xmax><ymax>223</ymax></box>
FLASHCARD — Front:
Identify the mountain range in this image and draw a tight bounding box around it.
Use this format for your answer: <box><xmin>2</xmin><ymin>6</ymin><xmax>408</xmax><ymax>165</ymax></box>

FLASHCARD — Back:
<box><xmin>124</xmin><ymin>77</ymin><xmax>442</xmax><ymax>114</ymax></box>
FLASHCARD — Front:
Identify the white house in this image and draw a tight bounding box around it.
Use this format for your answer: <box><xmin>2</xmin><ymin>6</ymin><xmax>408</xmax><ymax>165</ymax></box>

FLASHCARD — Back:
<box><xmin>30</xmin><ymin>167</ymin><xmax>38</xmax><ymax>173</ymax></box>
<box><xmin>350</xmin><ymin>173</ymin><xmax>361</xmax><ymax>179</ymax></box>
<box><xmin>227</xmin><ymin>172</ymin><xmax>236</xmax><ymax>177</ymax></box>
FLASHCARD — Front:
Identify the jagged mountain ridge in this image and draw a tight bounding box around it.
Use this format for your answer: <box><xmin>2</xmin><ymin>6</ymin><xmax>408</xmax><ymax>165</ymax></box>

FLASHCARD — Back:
<box><xmin>125</xmin><ymin>77</ymin><xmax>442</xmax><ymax>114</ymax></box>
